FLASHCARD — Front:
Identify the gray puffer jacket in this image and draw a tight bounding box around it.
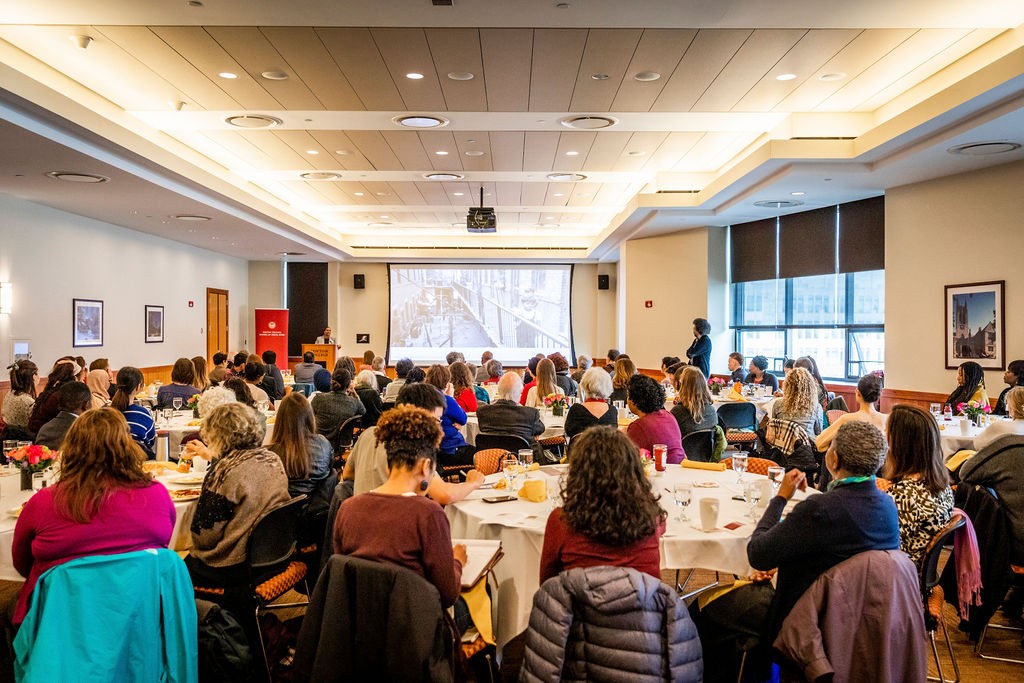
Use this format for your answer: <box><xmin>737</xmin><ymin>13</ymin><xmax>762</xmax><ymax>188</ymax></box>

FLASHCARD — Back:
<box><xmin>519</xmin><ymin>566</ymin><xmax>703</xmax><ymax>683</ymax></box>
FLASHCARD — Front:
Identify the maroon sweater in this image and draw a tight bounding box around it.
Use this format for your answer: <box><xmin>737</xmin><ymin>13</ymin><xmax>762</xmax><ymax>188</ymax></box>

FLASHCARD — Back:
<box><xmin>334</xmin><ymin>492</ymin><xmax>463</xmax><ymax>606</ymax></box>
<box><xmin>626</xmin><ymin>409</ymin><xmax>685</xmax><ymax>464</ymax></box>
<box><xmin>539</xmin><ymin>508</ymin><xmax>664</xmax><ymax>583</ymax></box>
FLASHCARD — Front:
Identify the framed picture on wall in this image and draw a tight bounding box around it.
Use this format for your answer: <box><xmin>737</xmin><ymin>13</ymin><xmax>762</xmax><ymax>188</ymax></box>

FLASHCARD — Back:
<box><xmin>72</xmin><ymin>298</ymin><xmax>103</xmax><ymax>348</ymax></box>
<box><xmin>945</xmin><ymin>280</ymin><xmax>1005</xmax><ymax>370</ymax></box>
<box><xmin>145</xmin><ymin>305</ymin><xmax>164</xmax><ymax>343</ymax></box>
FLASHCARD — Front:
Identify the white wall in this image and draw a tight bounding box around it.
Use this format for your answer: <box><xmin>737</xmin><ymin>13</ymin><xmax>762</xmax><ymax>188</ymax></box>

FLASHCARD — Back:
<box><xmin>0</xmin><ymin>194</ymin><xmax>249</xmax><ymax>370</ymax></box>
<box><xmin>885</xmin><ymin>159</ymin><xmax>1024</xmax><ymax>395</ymax></box>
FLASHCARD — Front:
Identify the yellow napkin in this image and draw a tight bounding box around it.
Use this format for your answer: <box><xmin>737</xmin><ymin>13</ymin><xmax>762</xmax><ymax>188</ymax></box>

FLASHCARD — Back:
<box><xmin>461</xmin><ymin>579</ymin><xmax>495</xmax><ymax>645</ymax></box>
<box><xmin>527</xmin><ymin>462</ymin><xmax>540</xmax><ymax>472</ymax></box>
<box><xmin>681</xmin><ymin>460</ymin><xmax>727</xmax><ymax>471</ymax></box>
<box><xmin>946</xmin><ymin>449</ymin><xmax>976</xmax><ymax>472</ymax></box>
<box><xmin>518</xmin><ymin>479</ymin><xmax>548</xmax><ymax>502</ymax></box>
<box><xmin>726</xmin><ymin>389</ymin><xmax>749</xmax><ymax>402</ymax></box>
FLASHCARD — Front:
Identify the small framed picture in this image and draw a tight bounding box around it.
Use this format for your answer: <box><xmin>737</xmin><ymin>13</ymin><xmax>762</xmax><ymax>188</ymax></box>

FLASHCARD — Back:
<box><xmin>945</xmin><ymin>281</ymin><xmax>1005</xmax><ymax>370</ymax></box>
<box><xmin>145</xmin><ymin>305</ymin><xmax>164</xmax><ymax>343</ymax></box>
<box><xmin>72</xmin><ymin>299</ymin><xmax>103</xmax><ymax>348</ymax></box>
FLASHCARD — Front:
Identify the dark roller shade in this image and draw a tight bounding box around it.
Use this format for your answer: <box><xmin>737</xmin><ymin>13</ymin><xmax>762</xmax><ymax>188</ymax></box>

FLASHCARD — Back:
<box><xmin>839</xmin><ymin>195</ymin><xmax>885</xmax><ymax>273</ymax></box>
<box><xmin>779</xmin><ymin>206</ymin><xmax>837</xmax><ymax>279</ymax></box>
<box><xmin>287</xmin><ymin>262</ymin><xmax>328</xmax><ymax>357</ymax></box>
<box><xmin>730</xmin><ymin>218</ymin><xmax>778</xmax><ymax>283</ymax></box>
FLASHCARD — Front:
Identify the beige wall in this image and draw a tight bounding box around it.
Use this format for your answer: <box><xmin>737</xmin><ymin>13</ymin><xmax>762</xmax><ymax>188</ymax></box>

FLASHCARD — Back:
<box><xmin>247</xmin><ymin>260</ymin><xmax>283</xmax><ymax>347</ymax></box>
<box><xmin>570</xmin><ymin>262</ymin><xmax>618</xmax><ymax>362</ymax></box>
<box><xmin>886</xmin><ymin>159</ymin><xmax>1024</xmax><ymax>395</ymax></box>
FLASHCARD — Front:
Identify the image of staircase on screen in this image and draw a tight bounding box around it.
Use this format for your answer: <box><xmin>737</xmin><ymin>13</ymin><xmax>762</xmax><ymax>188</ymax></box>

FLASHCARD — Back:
<box><xmin>388</xmin><ymin>265</ymin><xmax>573</xmax><ymax>365</ymax></box>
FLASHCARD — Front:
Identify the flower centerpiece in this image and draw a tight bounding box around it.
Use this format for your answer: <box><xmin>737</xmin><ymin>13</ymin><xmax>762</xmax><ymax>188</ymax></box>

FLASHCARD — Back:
<box><xmin>544</xmin><ymin>393</ymin><xmax>568</xmax><ymax>417</ymax></box>
<box><xmin>8</xmin><ymin>444</ymin><xmax>58</xmax><ymax>490</ymax></box>
<box><xmin>187</xmin><ymin>393</ymin><xmax>202</xmax><ymax>418</ymax></box>
<box><xmin>958</xmin><ymin>400</ymin><xmax>991</xmax><ymax>425</ymax></box>
<box><xmin>708</xmin><ymin>377</ymin><xmax>727</xmax><ymax>395</ymax></box>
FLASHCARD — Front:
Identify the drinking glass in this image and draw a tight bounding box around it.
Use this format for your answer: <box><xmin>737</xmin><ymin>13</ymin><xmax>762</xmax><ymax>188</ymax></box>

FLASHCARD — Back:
<box><xmin>744</xmin><ymin>480</ymin><xmax>763</xmax><ymax>520</ymax></box>
<box><xmin>2</xmin><ymin>441</ymin><xmax>16</xmax><ymax>464</ymax></box>
<box><xmin>161</xmin><ymin>408</ymin><xmax>174</xmax><ymax>426</ymax></box>
<box><xmin>733</xmin><ymin>452</ymin><xmax>748</xmax><ymax>484</ymax></box>
<box><xmin>518</xmin><ymin>449</ymin><xmax>533</xmax><ymax>466</ymax></box>
<box><xmin>929</xmin><ymin>403</ymin><xmax>941</xmax><ymax>420</ymax></box>
<box><xmin>942</xmin><ymin>405</ymin><xmax>953</xmax><ymax>421</ymax></box>
<box><xmin>258</xmin><ymin>400</ymin><xmax>271</xmax><ymax>413</ymax></box>
<box><xmin>31</xmin><ymin>471</ymin><xmax>44</xmax><ymax>492</ymax></box>
<box><xmin>767</xmin><ymin>466</ymin><xmax>785</xmax><ymax>496</ymax></box>
<box><xmin>502</xmin><ymin>456</ymin><xmax>521</xmax><ymax>493</ymax></box>
<box><xmin>673</xmin><ymin>483</ymin><xmax>692</xmax><ymax>522</ymax></box>
<box><xmin>613</xmin><ymin>400</ymin><xmax>624</xmax><ymax>412</ymax></box>
<box><xmin>172</xmin><ymin>397</ymin><xmax>183</xmax><ymax>412</ymax></box>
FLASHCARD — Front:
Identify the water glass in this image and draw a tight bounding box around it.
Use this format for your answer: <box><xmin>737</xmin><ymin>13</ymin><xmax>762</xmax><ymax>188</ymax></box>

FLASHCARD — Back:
<box><xmin>744</xmin><ymin>480</ymin><xmax>763</xmax><ymax>519</ymax></box>
<box><xmin>929</xmin><ymin>403</ymin><xmax>941</xmax><ymax>420</ymax></box>
<box><xmin>673</xmin><ymin>483</ymin><xmax>692</xmax><ymax>522</ymax></box>
<box><xmin>613</xmin><ymin>400</ymin><xmax>624</xmax><ymax>412</ymax></box>
<box><xmin>172</xmin><ymin>397</ymin><xmax>183</xmax><ymax>412</ymax></box>
<box><xmin>733</xmin><ymin>452</ymin><xmax>748</xmax><ymax>484</ymax></box>
<box><xmin>518</xmin><ymin>449</ymin><xmax>533</xmax><ymax>466</ymax></box>
<box><xmin>258</xmin><ymin>400</ymin><xmax>271</xmax><ymax>413</ymax></box>
<box><xmin>767</xmin><ymin>466</ymin><xmax>785</xmax><ymax>496</ymax></box>
<box><xmin>31</xmin><ymin>471</ymin><xmax>44</xmax><ymax>492</ymax></box>
<box><xmin>2</xmin><ymin>441</ymin><xmax>16</xmax><ymax>464</ymax></box>
<box><xmin>161</xmin><ymin>408</ymin><xmax>174</xmax><ymax>426</ymax></box>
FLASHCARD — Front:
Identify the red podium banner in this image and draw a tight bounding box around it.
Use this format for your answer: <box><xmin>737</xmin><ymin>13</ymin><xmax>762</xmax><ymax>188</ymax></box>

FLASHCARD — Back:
<box><xmin>255</xmin><ymin>308</ymin><xmax>289</xmax><ymax>362</ymax></box>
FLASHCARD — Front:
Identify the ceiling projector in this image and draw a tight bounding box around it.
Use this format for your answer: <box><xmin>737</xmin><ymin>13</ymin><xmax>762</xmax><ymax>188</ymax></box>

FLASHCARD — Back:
<box><xmin>467</xmin><ymin>187</ymin><xmax>496</xmax><ymax>233</ymax></box>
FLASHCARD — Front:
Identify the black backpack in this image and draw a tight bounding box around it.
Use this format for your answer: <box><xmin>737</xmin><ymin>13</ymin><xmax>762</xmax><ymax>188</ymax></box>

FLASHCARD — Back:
<box><xmin>196</xmin><ymin>599</ymin><xmax>253</xmax><ymax>681</ymax></box>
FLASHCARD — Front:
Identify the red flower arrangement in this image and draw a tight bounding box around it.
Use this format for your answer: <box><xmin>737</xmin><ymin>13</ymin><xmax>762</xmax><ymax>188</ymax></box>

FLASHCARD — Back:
<box><xmin>8</xmin><ymin>444</ymin><xmax>58</xmax><ymax>473</ymax></box>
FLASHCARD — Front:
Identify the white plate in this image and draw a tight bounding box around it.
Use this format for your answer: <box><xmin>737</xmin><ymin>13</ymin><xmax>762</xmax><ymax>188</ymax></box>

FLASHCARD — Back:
<box><xmin>169</xmin><ymin>473</ymin><xmax>206</xmax><ymax>485</ymax></box>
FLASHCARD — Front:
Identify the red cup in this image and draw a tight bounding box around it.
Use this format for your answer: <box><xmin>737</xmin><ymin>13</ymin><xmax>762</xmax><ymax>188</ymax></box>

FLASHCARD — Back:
<box><xmin>653</xmin><ymin>444</ymin><xmax>667</xmax><ymax>472</ymax></box>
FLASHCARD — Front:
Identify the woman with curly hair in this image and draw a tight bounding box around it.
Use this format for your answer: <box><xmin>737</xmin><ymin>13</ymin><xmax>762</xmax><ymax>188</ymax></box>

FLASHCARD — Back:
<box><xmin>523</xmin><ymin>358</ymin><xmax>563</xmax><ymax>408</ymax></box>
<box><xmin>334</xmin><ymin>405</ymin><xmax>466</xmax><ymax>607</ymax></box>
<box><xmin>548</xmin><ymin>352</ymin><xmax>578</xmax><ymax>397</ymax></box>
<box><xmin>626</xmin><ymin>374</ymin><xmax>685</xmax><ymax>463</ymax></box>
<box><xmin>608</xmin><ymin>356</ymin><xmax>636</xmax><ymax>405</ymax></box>
<box><xmin>539</xmin><ymin>428</ymin><xmax>666</xmax><ymax>581</ymax></box>
<box><xmin>769</xmin><ymin>366</ymin><xmax>823</xmax><ymax>438</ymax></box>
<box><xmin>945</xmin><ymin>360</ymin><xmax>989</xmax><ymax>415</ymax></box>
<box><xmin>12</xmin><ymin>409</ymin><xmax>175</xmax><ymax>625</ymax></box>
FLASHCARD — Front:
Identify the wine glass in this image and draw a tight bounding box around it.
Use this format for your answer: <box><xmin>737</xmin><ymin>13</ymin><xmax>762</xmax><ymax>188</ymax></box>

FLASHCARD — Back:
<box><xmin>733</xmin><ymin>452</ymin><xmax>748</xmax><ymax>484</ymax></box>
<box><xmin>258</xmin><ymin>400</ymin><xmax>270</xmax><ymax>413</ymax></box>
<box><xmin>744</xmin><ymin>480</ymin><xmax>762</xmax><ymax>520</ymax></box>
<box><xmin>161</xmin><ymin>408</ymin><xmax>173</xmax><ymax>426</ymax></box>
<box><xmin>502</xmin><ymin>455</ymin><xmax>520</xmax><ymax>493</ymax></box>
<box><xmin>673</xmin><ymin>482</ymin><xmax>692</xmax><ymax>522</ymax></box>
<box><xmin>767</xmin><ymin>466</ymin><xmax>785</xmax><ymax>496</ymax></box>
<box><xmin>172</xmin><ymin>397</ymin><xmax>183</xmax><ymax>413</ymax></box>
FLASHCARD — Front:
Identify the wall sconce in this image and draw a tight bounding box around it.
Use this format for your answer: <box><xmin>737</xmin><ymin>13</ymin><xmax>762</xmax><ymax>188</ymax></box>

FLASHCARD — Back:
<box><xmin>0</xmin><ymin>282</ymin><xmax>12</xmax><ymax>314</ymax></box>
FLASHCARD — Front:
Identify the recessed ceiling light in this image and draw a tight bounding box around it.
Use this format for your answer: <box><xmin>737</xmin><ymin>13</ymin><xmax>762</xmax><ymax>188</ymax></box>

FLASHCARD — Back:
<box><xmin>447</xmin><ymin>72</ymin><xmax>474</xmax><ymax>81</ymax></box>
<box><xmin>70</xmin><ymin>35</ymin><xmax>93</xmax><ymax>50</ymax></box>
<box><xmin>435</xmin><ymin>150</ymin><xmax>449</xmax><ymax>156</ymax></box>
<box><xmin>633</xmin><ymin>71</ymin><xmax>661</xmax><ymax>82</ymax></box>
<box><xmin>453</xmin><ymin>192</ymin><xmax>465</xmax><ymax>196</ymax></box>
<box><xmin>375</xmin><ymin>192</ymin><xmax>390</xmax><ymax>196</ymax></box>
<box><xmin>353</xmin><ymin>192</ymin><xmax>364</xmax><ymax>196</ymax></box>
<box><xmin>395</xmin><ymin>115</ymin><xmax>448</xmax><ymax>128</ymax></box>
<box><xmin>45</xmin><ymin>171</ymin><xmax>109</xmax><ymax>183</ymax></box>
<box><xmin>406</xmin><ymin>72</ymin><xmax>424</xmax><ymax>80</ymax></box>
<box><xmin>544</xmin><ymin>216</ymin><xmax>555</xmax><ymax>220</ymax></box>
<box><xmin>380</xmin><ymin>215</ymin><xmax>391</xmax><ymax>219</ymax></box>
<box><xmin>754</xmin><ymin>200</ymin><xmax>803</xmax><ymax>208</ymax></box>
<box><xmin>553</xmin><ymin>193</ymin><xmax>565</xmax><ymax>197</ymax></box>
<box><xmin>790</xmin><ymin>191</ymin><xmax>806</xmax><ymax>196</ymax></box>
<box><xmin>464</xmin><ymin>150</ymin><xmax>485</xmax><ymax>157</ymax></box>
<box><xmin>947</xmin><ymin>141</ymin><xmax>1022</xmax><ymax>156</ymax></box>
<box><xmin>775</xmin><ymin>73</ymin><xmax>798</xmax><ymax>81</ymax></box>
<box><xmin>225</xmin><ymin>114</ymin><xmax>282</xmax><ymax>129</ymax></box>
<box><xmin>547</xmin><ymin>173</ymin><xmax>587</xmax><ymax>181</ymax></box>
<box><xmin>301</xmin><ymin>172</ymin><xmax>341</xmax><ymax>180</ymax></box>
<box><xmin>818</xmin><ymin>72</ymin><xmax>846</xmax><ymax>82</ymax></box>
<box><xmin>170</xmin><ymin>214</ymin><xmax>211</xmax><ymax>221</ymax></box>
<box><xmin>556</xmin><ymin>2</ymin><xmax>571</xmax><ymax>9</ymax></box>
<box><xmin>561</xmin><ymin>115</ymin><xmax>616</xmax><ymax>130</ymax></box>
<box><xmin>305</xmin><ymin>150</ymin><xmax>319</xmax><ymax>155</ymax></box>
<box><xmin>565</xmin><ymin>151</ymin><xmax>579</xmax><ymax>156</ymax></box>
<box><xmin>425</xmin><ymin>173</ymin><xmax>464</xmax><ymax>181</ymax></box>
<box><xmin>591</xmin><ymin>73</ymin><xmax>609</xmax><ymax>81</ymax></box>
<box><xmin>218</xmin><ymin>72</ymin><xmax>238</xmax><ymax>79</ymax></box>
<box><xmin>261</xmin><ymin>70</ymin><xmax>289</xmax><ymax>81</ymax></box>
<box><xmin>335</xmin><ymin>149</ymin><xmax>352</xmax><ymax>156</ymax></box>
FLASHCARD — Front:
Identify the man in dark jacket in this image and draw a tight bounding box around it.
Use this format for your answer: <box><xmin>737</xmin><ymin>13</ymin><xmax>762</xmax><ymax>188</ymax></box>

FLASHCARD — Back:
<box><xmin>476</xmin><ymin>372</ymin><xmax>544</xmax><ymax>443</ymax></box>
<box><xmin>34</xmin><ymin>381</ymin><xmax>92</xmax><ymax>449</ymax></box>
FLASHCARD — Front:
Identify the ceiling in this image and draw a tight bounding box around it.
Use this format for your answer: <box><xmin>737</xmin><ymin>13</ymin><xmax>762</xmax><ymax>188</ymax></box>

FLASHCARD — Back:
<box><xmin>0</xmin><ymin>1</ymin><xmax>1022</xmax><ymax>262</ymax></box>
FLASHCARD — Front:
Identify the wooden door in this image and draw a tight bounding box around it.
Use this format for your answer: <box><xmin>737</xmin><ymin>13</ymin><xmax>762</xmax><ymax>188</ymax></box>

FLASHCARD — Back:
<box><xmin>206</xmin><ymin>288</ymin><xmax>229</xmax><ymax>361</ymax></box>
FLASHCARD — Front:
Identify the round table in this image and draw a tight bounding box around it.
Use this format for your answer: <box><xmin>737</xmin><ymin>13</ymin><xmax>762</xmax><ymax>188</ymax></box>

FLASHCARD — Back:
<box><xmin>445</xmin><ymin>463</ymin><xmax>814</xmax><ymax>646</ymax></box>
<box><xmin>938</xmin><ymin>418</ymin><xmax>982</xmax><ymax>459</ymax></box>
<box><xmin>460</xmin><ymin>413</ymin><xmax>566</xmax><ymax>446</ymax></box>
<box><xmin>712</xmin><ymin>396</ymin><xmax>776</xmax><ymax>422</ymax></box>
<box><xmin>157</xmin><ymin>412</ymin><xmax>276</xmax><ymax>457</ymax></box>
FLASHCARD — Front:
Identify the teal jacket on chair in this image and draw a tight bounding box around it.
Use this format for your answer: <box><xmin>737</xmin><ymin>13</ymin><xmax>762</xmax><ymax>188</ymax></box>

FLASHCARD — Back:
<box><xmin>14</xmin><ymin>548</ymin><xmax>198</xmax><ymax>683</ymax></box>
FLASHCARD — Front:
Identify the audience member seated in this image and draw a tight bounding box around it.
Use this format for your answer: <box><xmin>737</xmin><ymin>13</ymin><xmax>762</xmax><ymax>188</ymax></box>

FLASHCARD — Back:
<box><xmin>406</xmin><ymin>366</ymin><xmax>426</xmax><ymax>384</ymax></box>
<box><xmin>564</xmin><ymin>368</ymin><xmax>617</xmax><ymax>439</ymax></box>
<box><xmin>362</xmin><ymin>350</ymin><xmax>377</xmax><ymax>371</ymax></box>
<box><xmin>475</xmin><ymin>351</ymin><xmax>493</xmax><ymax>383</ymax></box>
<box><xmin>685</xmin><ymin>318</ymin><xmax>712</xmax><ymax>379</ymax></box>
<box><xmin>727</xmin><ymin>352</ymin><xmax>745</xmax><ymax>383</ymax></box>
<box><xmin>208</xmin><ymin>352</ymin><xmax>229</xmax><ymax>384</ymax></box>
<box><xmin>660</xmin><ymin>356</ymin><xmax>681</xmax><ymax>389</ymax></box>
<box><xmin>744</xmin><ymin>355</ymin><xmax>779</xmax><ymax>393</ymax></box>
<box><xmin>11</xmin><ymin>408</ymin><xmax>175</xmax><ymax>625</ymax></box>
<box><xmin>815</xmin><ymin>373</ymin><xmax>886</xmax><ymax>452</ymax></box>
<box><xmin>382</xmin><ymin>358</ymin><xmax>414</xmax><ymax>402</ymax></box>
<box><xmin>994</xmin><ymin>359</ymin><xmax>1024</xmax><ymax>415</ymax></box>
<box><xmin>353</xmin><ymin>370</ymin><xmax>384</xmax><ymax>428</ymax></box>
<box><xmin>191</xmin><ymin>355</ymin><xmax>210</xmax><ymax>392</ymax></box>
<box><xmin>34</xmin><ymin>382</ymin><xmax>91</xmax><ymax>450</ymax></box>
<box><xmin>27</xmin><ymin>359</ymin><xmax>81</xmax><ymax>437</ymax></box>
<box><xmin>604</xmin><ymin>348</ymin><xmax>620</xmax><ymax>373</ymax></box>
<box><xmin>424</xmin><ymin>364</ymin><xmax>476</xmax><ymax>468</ymax></box>
<box><xmin>222</xmin><ymin>377</ymin><xmax>258</xmax><ymax>409</ymax></box>
<box><xmin>293</xmin><ymin>351</ymin><xmax>321</xmax><ymax>385</ymax></box>
<box><xmin>975</xmin><ymin>386</ymin><xmax>1024</xmax><ymax>451</ymax></box>
<box><xmin>242</xmin><ymin>362</ymin><xmax>270</xmax><ymax>405</ymax></box>
<box><xmin>883</xmin><ymin>405</ymin><xmax>953</xmax><ymax>565</ymax></box>
<box><xmin>2</xmin><ymin>360</ymin><xmax>38</xmax><ymax>438</ymax></box>
<box><xmin>156</xmin><ymin>358</ymin><xmax>200</xmax><ymax>409</ymax></box>
<box><xmin>267</xmin><ymin>393</ymin><xmax>333</xmax><ymax>497</ymax></box>
<box><xmin>86</xmin><ymin>367</ymin><xmax>111</xmax><ymax>410</ymax></box>
<box><xmin>334</xmin><ymin>405</ymin><xmax>465</xmax><ymax>608</ymax></box>
<box><xmin>523</xmin><ymin>358</ymin><xmax>564</xmax><ymax>408</ymax></box>
<box><xmin>371</xmin><ymin>356</ymin><xmax>391</xmax><ymax>394</ymax></box>
<box><xmin>449</xmin><ymin>361</ymin><xmax>477</xmax><ymax>413</ymax></box>
<box><xmin>960</xmin><ymin>433</ymin><xmax>1024</xmax><ymax>566</ymax></box>
<box><xmin>571</xmin><ymin>355</ymin><xmax>591</xmax><ymax>384</ymax></box>
<box><xmin>341</xmin><ymin>383</ymin><xmax>483</xmax><ymax>503</ymax></box>
<box><xmin>549</xmin><ymin>352</ymin><xmax>578</xmax><ymax>397</ymax></box>
<box><xmin>747</xmin><ymin>421</ymin><xmax>899</xmax><ymax>637</ymax></box>
<box><xmin>519</xmin><ymin>356</ymin><xmax>542</xmax><ymax>403</ymax></box>
<box><xmin>608</xmin><ymin>356</ymin><xmax>636</xmax><ymax>405</ymax></box>
<box><xmin>185</xmin><ymin>403</ymin><xmax>290</xmax><ymax>588</ymax></box>
<box><xmin>476</xmin><ymin>372</ymin><xmax>545</xmax><ymax>445</ymax></box>
<box><xmin>794</xmin><ymin>356</ymin><xmax>831</xmax><ymax>411</ymax></box>
<box><xmin>111</xmin><ymin>366</ymin><xmax>156</xmax><ymax>457</ymax></box>
<box><xmin>540</xmin><ymin>428</ymin><xmax>665</xmax><ymax>581</ymax></box>
<box><xmin>466</xmin><ymin>363</ymin><xmax>491</xmax><ymax>405</ymax></box>
<box><xmin>311</xmin><ymin>369</ymin><xmax>366</xmax><ymax>447</ymax></box>
<box><xmin>670</xmin><ymin>367</ymin><xmax>718</xmax><ymax>440</ymax></box>
<box><xmin>312</xmin><ymin>368</ymin><xmax>332</xmax><ymax>394</ymax></box>
<box><xmin>945</xmin><ymin>360</ymin><xmax>989</xmax><ymax>414</ymax></box>
<box><xmin>483</xmin><ymin>359</ymin><xmax>503</xmax><ymax>384</ymax></box>
<box><xmin>444</xmin><ymin>350</ymin><xmax>465</xmax><ymax>366</ymax></box>
<box><xmin>259</xmin><ymin>350</ymin><xmax>285</xmax><ymax>400</ymax></box>
<box><xmin>769</xmin><ymin>367</ymin><xmax>823</xmax><ymax>438</ymax></box>
<box><xmin>626</xmin><ymin>374</ymin><xmax>684</xmax><ymax>463</ymax></box>
<box><xmin>334</xmin><ymin>356</ymin><xmax>357</xmax><ymax>378</ymax></box>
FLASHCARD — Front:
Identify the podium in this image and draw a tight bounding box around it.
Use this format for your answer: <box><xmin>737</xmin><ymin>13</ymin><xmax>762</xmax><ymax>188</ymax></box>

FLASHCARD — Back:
<box><xmin>301</xmin><ymin>344</ymin><xmax>338</xmax><ymax>369</ymax></box>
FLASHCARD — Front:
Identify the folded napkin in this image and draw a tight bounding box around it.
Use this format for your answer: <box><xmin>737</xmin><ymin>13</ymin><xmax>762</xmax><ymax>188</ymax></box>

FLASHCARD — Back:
<box><xmin>681</xmin><ymin>460</ymin><xmax>727</xmax><ymax>471</ymax></box>
<box><xmin>518</xmin><ymin>478</ymin><xmax>548</xmax><ymax>502</ymax></box>
<box><xmin>726</xmin><ymin>390</ymin><xmax>749</xmax><ymax>402</ymax></box>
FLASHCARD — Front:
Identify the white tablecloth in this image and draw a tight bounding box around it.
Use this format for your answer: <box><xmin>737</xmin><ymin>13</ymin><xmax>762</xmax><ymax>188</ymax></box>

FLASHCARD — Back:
<box><xmin>712</xmin><ymin>396</ymin><xmax>776</xmax><ymax>422</ymax></box>
<box><xmin>157</xmin><ymin>412</ymin><xmax>275</xmax><ymax>456</ymax></box>
<box><xmin>460</xmin><ymin>413</ymin><xmax>566</xmax><ymax>446</ymax></box>
<box><xmin>939</xmin><ymin>419</ymin><xmax>981</xmax><ymax>459</ymax></box>
<box><xmin>0</xmin><ymin>472</ymin><xmax>201</xmax><ymax>582</ymax></box>
<box><xmin>445</xmin><ymin>464</ymin><xmax>813</xmax><ymax>645</ymax></box>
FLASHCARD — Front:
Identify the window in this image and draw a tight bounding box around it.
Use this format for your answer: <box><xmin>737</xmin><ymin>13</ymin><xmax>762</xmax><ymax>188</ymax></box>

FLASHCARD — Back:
<box><xmin>731</xmin><ymin>270</ymin><xmax>884</xmax><ymax>381</ymax></box>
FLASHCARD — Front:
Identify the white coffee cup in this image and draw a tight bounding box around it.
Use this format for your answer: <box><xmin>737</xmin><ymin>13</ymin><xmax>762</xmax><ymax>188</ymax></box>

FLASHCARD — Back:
<box><xmin>756</xmin><ymin>480</ymin><xmax>772</xmax><ymax>511</ymax></box>
<box><xmin>959</xmin><ymin>418</ymin><xmax>971</xmax><ymax>436</ymax></box>
<box><xmin>699</xmin><ymin>497</ymin><xmax>720</xmax><ymax>532</ymax></box>
<box><xmin>193</xmin><ymin>455</ymin><xmax>209</xmax><ymax>474</ymax></box>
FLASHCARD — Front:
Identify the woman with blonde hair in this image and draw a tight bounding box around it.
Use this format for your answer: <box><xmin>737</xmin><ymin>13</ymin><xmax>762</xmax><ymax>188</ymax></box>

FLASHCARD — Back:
<box><xmin>609</xmin><ymin>357</ymin><xmax>637</xmax><ymax>405</ymax></box>
<box><xmin>769</xmin><ymin>366</ymin><xmax>823</xmax><ymax>438</ymax></box>
<box><xmin>524</xmin><ymin>358</ymin><xmax>564</xmax><ymax>408</ymax></box>
<box><xmin>191</xmin><ymin>356</ymin><xmax>210</xmax><ymax>392</ymax></box>
<box><xmin>268</xmin><ymin>392</ymin><xmax>333</xmax><ymax>496</ymax></box>
<box><xmin>670</xmin><ymin>366</ymin><xmax>717</xmax><ymax>438</ymax></box>
<box><xmin>11</xmin><ymin>408</ymin><xmax>175</xmax><ymax>625</ymax></box>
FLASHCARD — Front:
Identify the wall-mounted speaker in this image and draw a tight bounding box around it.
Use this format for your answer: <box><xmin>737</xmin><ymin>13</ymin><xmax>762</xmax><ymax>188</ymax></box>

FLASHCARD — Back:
<box><xmin>353</xmin><ymin>273</ymin><xmax>365</xmax><ymax>289</ymax></box>
<box><xmin>597</xmin><ymin>274</ymin><xmax>610</xmax><ymax>290</ymax></box>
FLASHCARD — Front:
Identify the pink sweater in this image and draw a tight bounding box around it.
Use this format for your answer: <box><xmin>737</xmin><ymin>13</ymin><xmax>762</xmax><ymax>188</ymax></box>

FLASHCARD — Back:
<box><xmin>12</xmin><ymin>482</ymin><xmax>176</xmax><ymax>623</ymax></box>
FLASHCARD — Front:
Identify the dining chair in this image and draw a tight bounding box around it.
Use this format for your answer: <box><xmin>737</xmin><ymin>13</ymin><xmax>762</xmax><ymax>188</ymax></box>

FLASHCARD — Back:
<box><xmin>475</xmin><ymin>433</ymin><xmax>532</xmax><ymax>454</ymax></box>
<box><xmin>918</xmin><ymin>511</ymin><xmax>967</xmax><ymax>682</ymax></box>
<box><xmin>473</xmin><ymin>448</ymin><xmax>512</xmax><ymax>475</ymax></box>
<box><xmin>826</xmin><ymin>409</ymin><xmax>848</xmax><ymax>426</ymax></box>
<box><xmin>681</xmin><ymin>429</ymin><xmax>716</xmax><ymax>462</ymax></box>
<box><xmin>720</xmin><ymin>455</ymin><xmax>774</xmax><ymax>477</ymax></box>
<box><xmin>716</xmin><ymin>403</ymin><xmax>759</xmax><ymax>449</ymax></box>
